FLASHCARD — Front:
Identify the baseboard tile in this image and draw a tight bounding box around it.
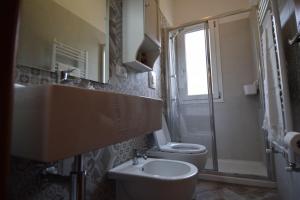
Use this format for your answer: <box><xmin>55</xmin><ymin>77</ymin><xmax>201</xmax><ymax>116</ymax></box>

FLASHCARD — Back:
<box><xmin>198</xmin><ymin>173</ymin><xmax>277</xmax><ymax>188</ymax></box>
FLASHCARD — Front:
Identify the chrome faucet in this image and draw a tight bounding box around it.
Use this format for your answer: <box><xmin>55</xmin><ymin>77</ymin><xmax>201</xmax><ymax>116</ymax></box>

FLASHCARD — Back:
<box><xmin>132</xmin><ymin>149</ymin><xmax>147</xmax><ymax>165</ymax></box>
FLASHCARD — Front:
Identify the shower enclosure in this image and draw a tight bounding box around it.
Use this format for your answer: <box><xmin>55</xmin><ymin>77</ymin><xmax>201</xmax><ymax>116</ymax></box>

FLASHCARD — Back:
<box><xmin>165</xmin><ymin>7</ymin><xmax>274</xmax><ymax>179</ymax></box>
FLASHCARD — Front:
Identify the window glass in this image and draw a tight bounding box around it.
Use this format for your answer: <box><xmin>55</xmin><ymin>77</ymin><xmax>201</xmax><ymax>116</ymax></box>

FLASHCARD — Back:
<box><xmin>184</xmin><ymin>30</ymin><xmax>208</xmax><ymax>96</ymax></box>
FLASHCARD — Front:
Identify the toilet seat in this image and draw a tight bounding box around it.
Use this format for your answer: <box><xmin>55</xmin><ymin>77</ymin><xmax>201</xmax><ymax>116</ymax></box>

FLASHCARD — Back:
<box><xmin>150</xmin><ymin>115</ymin><xmax>208</xmax><ymax>170</ymax></box>
<box><xmin>159</xmin><ymin>142</ymin><xmax>207</xmax><ymax>154</ymax></box>
<box><xmin>154</xmin><ymin>115</ymin><xmax>207</xmax><ymax>155</ymax></box>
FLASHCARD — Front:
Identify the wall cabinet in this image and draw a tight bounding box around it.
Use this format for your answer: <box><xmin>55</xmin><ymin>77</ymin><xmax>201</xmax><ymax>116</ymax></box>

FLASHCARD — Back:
<box><xmin>122</xmin><ymin>0</ymin><xmax>161</xmax><ymax>72</ymax></box>
<box><xmin>145</xmin><ymin>0</ymin><xmax>159</xmax><ymax>44</ymax></box>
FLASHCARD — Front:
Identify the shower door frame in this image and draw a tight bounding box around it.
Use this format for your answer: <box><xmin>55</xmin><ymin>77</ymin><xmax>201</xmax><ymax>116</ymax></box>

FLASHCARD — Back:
<box><xmin>204</xmin><ymin>21</ymin><xmax>219</xmax><ymax>171</ymax></box>
<box><xmin>165</xmin><ymin>7</ymin><xmax>276</xmax><ymax>181</ymax></box>
<box><xmin>166</xmin><ymin>21</ymin><xmax>219</xmax><ymax>171</ymax></box>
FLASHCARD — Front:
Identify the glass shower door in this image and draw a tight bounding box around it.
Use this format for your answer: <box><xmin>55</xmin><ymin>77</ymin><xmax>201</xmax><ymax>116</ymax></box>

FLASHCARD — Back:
<box><xmin>168</xmin><ymin>22</ymin><xmax>218</xmax><ymax>171</ymax></box>
<box><xmin>166</xmin><ymin>9</ymin><xmax>275</xmax><ymax>180</ymax></box>
<box><xmin>214</xmin><ymin>12</ymin><xmax>268</xmax><ymax>177</ymax></box>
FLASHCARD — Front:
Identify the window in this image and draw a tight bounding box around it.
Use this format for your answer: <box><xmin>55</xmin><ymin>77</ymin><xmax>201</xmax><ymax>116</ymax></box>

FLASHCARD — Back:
<box><xmin>177</xmin><ymin>21</ymin><xmax>223</xmax><ymax>103</ymax></box>
<box><xmin>184</xmin><ymin>30</ymin><xmax>208</xmax><ymax>96</ymax></box>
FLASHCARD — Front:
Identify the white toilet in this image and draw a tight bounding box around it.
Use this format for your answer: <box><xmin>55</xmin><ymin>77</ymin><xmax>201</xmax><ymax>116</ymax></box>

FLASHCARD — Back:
<box><xmin>147</xmin><ymin>115</ymin><xmax>208</xmax><ymax>170</ymax></box>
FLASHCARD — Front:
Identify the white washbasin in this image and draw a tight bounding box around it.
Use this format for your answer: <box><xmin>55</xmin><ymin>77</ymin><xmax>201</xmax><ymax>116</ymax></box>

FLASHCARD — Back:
<box><xmin>142</xmin><ymin>159</ymin><xmax>192</xmax><ymax>177</ymax></box>
<box><xmin>108</xmin><ymin>158</ymin><xmax>198</xmax><ymax>200</ymax></box>
<box><xmin>12</xmin><ymin>84</ymin><xmax>162</xmax><ymax>162</ymax></box>
<box><xmin>109</xmin><ymin>158</ymin><xmax>197</xmax><ymax>180</ymax></box>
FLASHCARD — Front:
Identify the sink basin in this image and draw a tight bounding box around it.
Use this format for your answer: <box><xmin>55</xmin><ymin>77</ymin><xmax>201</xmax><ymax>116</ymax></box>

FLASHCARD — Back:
<box><xmin>12</xmin><ymin>84</ymin><xmax>162</xmax><ymax>162</ymax></box>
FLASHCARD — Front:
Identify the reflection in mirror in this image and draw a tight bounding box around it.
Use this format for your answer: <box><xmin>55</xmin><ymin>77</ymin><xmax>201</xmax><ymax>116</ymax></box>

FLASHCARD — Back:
<box><xmin>17</xmin><ymin>0</ymin><xmax>109</xmax><ymax>83</ymax></box>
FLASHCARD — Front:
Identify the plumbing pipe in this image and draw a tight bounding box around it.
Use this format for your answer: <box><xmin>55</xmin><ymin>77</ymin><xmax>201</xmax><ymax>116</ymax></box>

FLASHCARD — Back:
<box><xmin>71</xmin><ymin>154</ymin><xmax>86</xmax><ymax>200</ymax></box>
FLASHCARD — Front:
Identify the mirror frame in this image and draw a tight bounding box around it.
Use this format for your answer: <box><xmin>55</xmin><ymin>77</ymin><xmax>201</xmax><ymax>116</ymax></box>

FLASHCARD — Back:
<box><xmin>102</xmin><ymin>0</ymin><xmax>110</xmax><ymax>84</ymax></box>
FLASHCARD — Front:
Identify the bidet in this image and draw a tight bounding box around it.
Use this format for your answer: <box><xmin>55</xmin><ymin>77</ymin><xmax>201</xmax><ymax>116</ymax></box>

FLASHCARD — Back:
<box><xmin>109</xmin><ymin>158</ymin><xmax>198</xmax><ymax>200</ymax></box>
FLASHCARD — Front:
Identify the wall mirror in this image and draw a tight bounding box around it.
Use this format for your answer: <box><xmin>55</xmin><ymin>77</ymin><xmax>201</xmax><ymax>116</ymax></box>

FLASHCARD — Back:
<box><xmin>17</xmin><ymin>0</ymin><xmax>110</xmax><ymax>83</ymax></box>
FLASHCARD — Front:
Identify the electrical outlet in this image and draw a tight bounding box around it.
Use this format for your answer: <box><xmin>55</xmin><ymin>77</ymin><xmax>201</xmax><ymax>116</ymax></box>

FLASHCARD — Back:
<box><xmin>116</xmin><ymin>65</ymin><xmax>128</xmax><ymax>78</ymax></box>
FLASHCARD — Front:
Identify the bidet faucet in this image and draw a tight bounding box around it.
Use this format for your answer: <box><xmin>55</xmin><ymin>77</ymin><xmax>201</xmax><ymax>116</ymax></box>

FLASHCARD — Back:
<box><xmin>132</xmin><ymin>149</ymin><xmax>147</xmax><ymax>165</ymax></box>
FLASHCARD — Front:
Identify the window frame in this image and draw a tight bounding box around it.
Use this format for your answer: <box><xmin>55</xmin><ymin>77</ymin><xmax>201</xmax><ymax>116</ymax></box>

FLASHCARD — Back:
<box><xmin>177</xmin><ymin>21</ymin><xmax>224</xmax><ymax>104</ymax></box>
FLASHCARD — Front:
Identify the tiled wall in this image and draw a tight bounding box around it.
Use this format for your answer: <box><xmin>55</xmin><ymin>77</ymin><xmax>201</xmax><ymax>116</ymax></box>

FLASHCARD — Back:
<box><xmin>10</xmin><ymin>0</ymin><xmax>169</xmax><ymax>199</ymax></box>
<box><xmin>274</xmin><ymin>0</ymin><xmax>300</xmax><ymax>200</ymax></box>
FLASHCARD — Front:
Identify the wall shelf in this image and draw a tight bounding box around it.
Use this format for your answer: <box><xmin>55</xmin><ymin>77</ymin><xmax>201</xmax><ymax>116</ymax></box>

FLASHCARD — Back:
<box><xmin>122</xmin><ymin>0</ymin><xmax>161</xmax><ymax>72</ymax></box>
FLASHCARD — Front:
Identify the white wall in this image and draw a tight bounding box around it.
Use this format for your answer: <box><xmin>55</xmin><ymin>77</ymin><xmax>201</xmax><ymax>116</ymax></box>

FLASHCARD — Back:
<box><xmin>54</xmin><ymin>0</ymin><xmax>106</xmax><ymax>32</ymax></box>
<box><xmin>274</xmin><ymin>154</ymin><xmax>300</xmax><ymax>200</ymax></box>
<box><xmin>214</xmin><ymin>17</ymin><xmax>264</xmax><ymax>161</ymax></box>
<box><xmin>159</xmin><ymin>0</ymin><xmax>174</xmax><ymax>26</ymax></box>
<box><xmin>173</xmin><ymin>0</ymin><xmax>251</xmax><ymax>26</ymax></box>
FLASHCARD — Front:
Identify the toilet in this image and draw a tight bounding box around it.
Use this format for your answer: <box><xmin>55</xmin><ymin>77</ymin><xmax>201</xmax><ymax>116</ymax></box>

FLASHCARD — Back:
<box><xmin>147</xmin><ymin>115</ymin><xmax>208</xmax><ymax>170</ymax></box>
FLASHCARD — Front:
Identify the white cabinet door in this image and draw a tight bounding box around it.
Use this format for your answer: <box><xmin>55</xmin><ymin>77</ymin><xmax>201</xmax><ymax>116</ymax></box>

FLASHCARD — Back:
<box><xmin>144</xmin><ymin>0</ymin><xmax>159</xmax><ymax>44</ymax></box>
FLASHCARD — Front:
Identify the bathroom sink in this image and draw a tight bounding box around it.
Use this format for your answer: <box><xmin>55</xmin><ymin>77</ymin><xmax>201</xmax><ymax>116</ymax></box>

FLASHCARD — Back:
<box><xmin>12</xmin><ymin>84</ymin><xmax>162</xmax><ymax>162</ymax></box>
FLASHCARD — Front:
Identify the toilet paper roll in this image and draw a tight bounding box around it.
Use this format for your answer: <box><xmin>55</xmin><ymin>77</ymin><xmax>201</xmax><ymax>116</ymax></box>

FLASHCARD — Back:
<box><xmin>284</xmin><ymin>132</ymin><xmax>300</xmax><ymax>155</ymax></box>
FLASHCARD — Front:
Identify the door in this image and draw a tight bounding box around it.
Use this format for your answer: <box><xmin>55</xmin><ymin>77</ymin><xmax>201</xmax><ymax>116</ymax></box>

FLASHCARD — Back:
<box><xmin>144</xmin><ymin>0</ymin><xmax>159</xmax><ymax>44</ymax></box>
<box><xmin>175</xmin><ymin>22</ymin><xmax>218</xmax><ymax>170</ymax></box>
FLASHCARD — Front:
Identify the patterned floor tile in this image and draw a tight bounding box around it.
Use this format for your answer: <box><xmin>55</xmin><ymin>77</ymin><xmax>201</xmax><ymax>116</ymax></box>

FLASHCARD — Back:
<box><xmin>195</xmin><ymin>181</ymin><xmax>280</xmax><ymax>200</ymax></box>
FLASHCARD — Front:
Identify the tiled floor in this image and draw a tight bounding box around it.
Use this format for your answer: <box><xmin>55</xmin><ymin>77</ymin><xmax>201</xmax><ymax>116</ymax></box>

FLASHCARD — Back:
<box><xmin>195</xmin><ymin>181</ymin><xmax>280</xmax><ymax>200</ymax></box>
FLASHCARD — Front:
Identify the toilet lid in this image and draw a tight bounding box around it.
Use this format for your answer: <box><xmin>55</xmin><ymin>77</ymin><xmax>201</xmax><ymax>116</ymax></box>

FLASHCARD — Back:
<box><xmin>154</xmin><ymin>115</ymin><xmax>172</xmax><ymax>146</ymax></box>
<box><xmin>159</xmin><ymin>142</ymin><xmax>207</xmax><ymax>154</ymax></box>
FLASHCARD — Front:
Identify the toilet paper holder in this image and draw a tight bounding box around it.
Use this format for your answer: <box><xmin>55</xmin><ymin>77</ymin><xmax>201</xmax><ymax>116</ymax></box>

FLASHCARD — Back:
<box><xmin>270</xmin><ymin>141</ymin><xmax>300</xmax><ymax>172</ymax></box>
<box><xmin>285</xmin><ymin>162</ymin><xmax>300</xmax><ymax>172</ymax></box>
